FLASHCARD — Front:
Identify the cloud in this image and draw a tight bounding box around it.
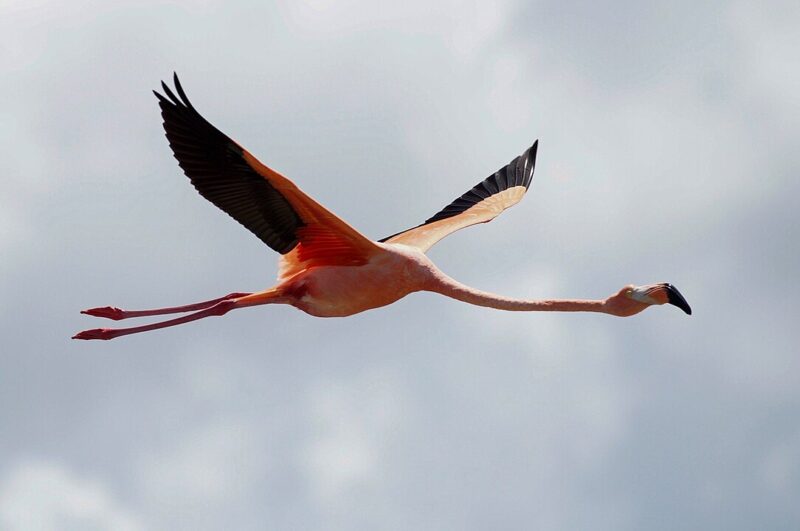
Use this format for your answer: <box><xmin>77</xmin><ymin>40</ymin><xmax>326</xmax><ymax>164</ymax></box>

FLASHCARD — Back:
<box><xmin>0</xmin><ymin>460</ymin><xmax>145</xmax><ymax>531</ymax></box>
<box><xmin>135</xmin><ymin>418</ymin><xmax>268</xmax><ymax>507</ymax></box>
<box><xmin>300</xmin><ymin>365</ymin><xmax>407</xmax><ymax>508</ymax></box>
<box><xmin>1</xmin><ymin>0</ymin><xmax>799</xmax><ymax>529</ymax></box>
<box><xmin>760</xmin><ymin>429</ymin><xmax>800</xmax><ymax>496</ymax></box>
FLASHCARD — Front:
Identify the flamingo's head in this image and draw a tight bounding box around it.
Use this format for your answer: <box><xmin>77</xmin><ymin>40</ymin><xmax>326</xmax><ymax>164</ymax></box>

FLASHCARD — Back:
<box><xmin>606</xmin><ymin>283</ymin><xmax>692</xmax><ymax>317</ymax></box>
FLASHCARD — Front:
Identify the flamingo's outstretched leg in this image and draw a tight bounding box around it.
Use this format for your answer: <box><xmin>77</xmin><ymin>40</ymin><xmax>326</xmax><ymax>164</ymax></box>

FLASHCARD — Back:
<box><xmin>73</xmin><ymin>289</ymin><xmax>284</xmax><ymax>340</ymax></box>
<box><xmin>81</xmin><ymin>292</ymin><xmax>252</xmax><ymax>321</ymax></box>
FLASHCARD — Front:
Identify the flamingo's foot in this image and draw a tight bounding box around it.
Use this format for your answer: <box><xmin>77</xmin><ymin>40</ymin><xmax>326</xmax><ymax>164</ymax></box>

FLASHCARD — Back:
<box><xmin>72</xmin><ymin>328</ymin><xmax>116</xmax><ymax>340</ymax></box>
<box><xmin>81</xmin><ymin>306</ymin><xmax>126</xmax><ymax>320</ymax></box>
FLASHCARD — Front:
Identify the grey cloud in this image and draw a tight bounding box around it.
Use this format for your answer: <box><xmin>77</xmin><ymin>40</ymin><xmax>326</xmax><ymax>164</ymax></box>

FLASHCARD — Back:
<box><xmin>1</xmin><ymin>0</ymin><xmax>799</xmax><ymax>530</ymax></box>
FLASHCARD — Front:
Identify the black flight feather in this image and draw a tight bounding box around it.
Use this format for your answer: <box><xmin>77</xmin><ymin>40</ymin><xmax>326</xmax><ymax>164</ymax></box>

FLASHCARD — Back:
<box><xmin>154</xmin><ymin>73</ymin><xmax>303</xmax><ymax>254</ymax></box>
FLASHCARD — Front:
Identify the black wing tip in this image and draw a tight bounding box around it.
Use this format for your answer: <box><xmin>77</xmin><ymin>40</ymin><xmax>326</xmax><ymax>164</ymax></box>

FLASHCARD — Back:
<box><xmin>160</xmin><ymin>80</ymin><xmax>174</xmax><ymax>99</ymax></box>
<box><xmin>524</xmin><ymin>139</ymin><xmax>539</xmax><ymax>189</ymax></box>
<box><xmin>172</xmin><ymin>72</ymin><xmax>193</xmax><ymax>108</ymax></box>
<box><xmin>154</xmin><ymin>72</ymin><xmax>192</xmax><ymax>108</ymax></box>
<box><xmin>380</xmin><ymin>137</ymin><xmax>540</xmax><ymax>240</ymax></box>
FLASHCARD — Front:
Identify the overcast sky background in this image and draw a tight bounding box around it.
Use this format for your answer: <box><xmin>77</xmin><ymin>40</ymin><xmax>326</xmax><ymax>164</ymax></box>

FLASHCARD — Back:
<box><xmin>2</xmin><ymin>0</ymin><xmax>799</xmax><ymax>529</ymax></box>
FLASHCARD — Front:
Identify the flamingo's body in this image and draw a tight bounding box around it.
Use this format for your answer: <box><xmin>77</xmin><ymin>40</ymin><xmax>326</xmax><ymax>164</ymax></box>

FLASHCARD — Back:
<box><xmin>289</xmin><ymin>244</ymin><xmax>438</xmax><ymax>317</ymax></box>
<box><xmin>74</xmin><ymin>75</ymin><xmax>690</xmax><ymax>341</ymax></box>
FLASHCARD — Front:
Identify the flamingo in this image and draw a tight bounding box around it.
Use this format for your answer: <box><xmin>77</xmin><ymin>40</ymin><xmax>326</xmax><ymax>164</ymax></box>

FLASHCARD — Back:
<box><xmin>73</xmin><ymin>74</ymin><xmax>691</xmax><ymax>341</ymax></box>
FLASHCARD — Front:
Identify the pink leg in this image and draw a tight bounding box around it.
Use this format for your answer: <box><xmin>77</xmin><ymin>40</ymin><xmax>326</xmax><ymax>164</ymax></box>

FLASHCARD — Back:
<box><xmin>81</xmin><ymin>292</ymin><xmax>252</xmax><ymax>321</ymax></box>
<box><xmin>73</xmin><ymin>289</ymin><xmax>285</xmax><ymax>341</ymax></box>
<box><xmin>73</xmin><ymin>300</ymin><xmax>237</xmax><ymax>340</ymax></box>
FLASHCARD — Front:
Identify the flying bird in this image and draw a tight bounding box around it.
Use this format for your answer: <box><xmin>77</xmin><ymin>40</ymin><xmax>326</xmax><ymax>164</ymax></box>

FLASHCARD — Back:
<box><xmin>73</xmin><ymin>74</ymin><xmax>691</xmax><ymax>340</ymax></box>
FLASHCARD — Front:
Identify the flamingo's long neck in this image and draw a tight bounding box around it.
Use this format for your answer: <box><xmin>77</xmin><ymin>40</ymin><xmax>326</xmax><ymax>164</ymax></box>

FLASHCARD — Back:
<box><xmin>428</xmin><ymin>272</ymin><xmax>608</xmax><ymax>313</ymax></box>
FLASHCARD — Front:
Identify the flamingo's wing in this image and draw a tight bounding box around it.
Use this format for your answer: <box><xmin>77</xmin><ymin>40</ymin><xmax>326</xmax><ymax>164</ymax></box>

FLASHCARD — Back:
<box><xmin>381</xmin><ymin>140</ymin><xmax>538</xmax><ymax>252</ymax></box>
<box><xmin>154</xmin><ymin>74</ymin><xmax>381</xmax><ymax>279</ymax></box>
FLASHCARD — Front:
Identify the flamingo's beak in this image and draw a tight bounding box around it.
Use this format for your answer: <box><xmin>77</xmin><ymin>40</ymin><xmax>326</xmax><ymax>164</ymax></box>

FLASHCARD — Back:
<box><xmin>664</xmin><ymin>283</ymin><xmax>692</xmax><ymax>315</ymax></box>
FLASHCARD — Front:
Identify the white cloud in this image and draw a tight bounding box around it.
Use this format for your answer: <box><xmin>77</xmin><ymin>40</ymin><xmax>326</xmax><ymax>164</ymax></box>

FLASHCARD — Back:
<box><xmin>0</xmin><ymin>460</ymin><xmax>145</xmax><ymax>531</ymax></box>
<box><xmin>276</xmin><ymin>0</ymin><xmax>509</xmax><ymax>57</ymax></box>
<box><xmin>459</xmin><ymin>299</ymin><xmax>632</xmax><ymax>471</ymax></box>
<box><xmin>0</xmin><ymin>103</ymin><xmax>50</xmax><ymax>257</ymax></box>
<box><xmin>727</xmin><ymin>1</ymin><xmax>800</xmax><ymax>131</ymax></box>
<box><xmin>300</xmin><ymin>366</ymin><xmax>406</xmax><ymax>508</ymax></box>
<box><xmin>136</xmin><ymin>418</ymin><xmax>267</xmax><ymax>507</ymax></box>
<box><xmin>760</xmin><ymin>430</ymin><xmax>800</xmax><ymax>495</ymax></box>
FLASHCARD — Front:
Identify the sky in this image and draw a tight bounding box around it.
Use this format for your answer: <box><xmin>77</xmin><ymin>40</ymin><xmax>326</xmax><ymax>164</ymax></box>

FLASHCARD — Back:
<box><xmin>1</xmin><ymin>0</ymin><xmax>799</xmax><ymax>529</ymax></box>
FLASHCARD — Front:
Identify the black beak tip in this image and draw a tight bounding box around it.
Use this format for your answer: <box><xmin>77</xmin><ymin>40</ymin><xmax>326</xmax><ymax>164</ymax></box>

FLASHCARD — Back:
<box><xmin>665</xmin><ymin>283</ymin><xmax>692</xmax><ymax>315</ymax></box>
